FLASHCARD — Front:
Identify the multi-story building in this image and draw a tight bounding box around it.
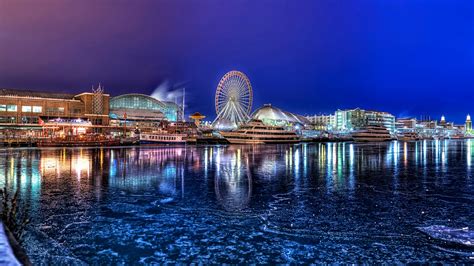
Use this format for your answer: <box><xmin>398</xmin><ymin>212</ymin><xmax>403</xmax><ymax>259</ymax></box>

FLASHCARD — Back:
<box><xmin>335</xmin><ymin>108</ymin><xmax>367</xmax><ymax>131</ymax></box>
<box><xmin>0</xmin><ymin>87</ymin><xmax>109</xmax><ymax>126</ymax></box>
<box><xmin>466</xmin><ymin>114</ymin><xmax>472</xmax><ymax>133</ymax></box>
<box><xmin>365</xmin><ymin>110</ymin><xmax>396</xmax><ymax>132</ymax></box>
<box><xmin>306</xmin><ymin>114</ymin><xmax>335</xmax><ymax>130</ymax></box>
<box><xmin>334</xmin><ymin>108</ymin><xmax>395</xmax><ymax>133</ymax></box>
<box><xmin>396</xmin><ymin>118</ymin><xmax>417</xmax><ymax>129</ymax></box>
<box><xmin>109</xmin><ymin>93</ymin><xmax>182</xmax><ymax>129</ymax></box>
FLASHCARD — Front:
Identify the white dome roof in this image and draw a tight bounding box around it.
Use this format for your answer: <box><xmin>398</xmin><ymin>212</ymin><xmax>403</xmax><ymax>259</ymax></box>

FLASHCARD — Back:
<box><xmin>251</xmin><ymin>104</ymin><xmax>309</xmax><ymax>125</ymax></box>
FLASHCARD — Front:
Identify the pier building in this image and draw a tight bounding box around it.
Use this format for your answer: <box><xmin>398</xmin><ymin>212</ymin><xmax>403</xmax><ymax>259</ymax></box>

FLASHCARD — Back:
<box><xmin>466</xmin><ymin>114</ymin><xmax>472</xmax><ymax>133</ymax></box>
<box><xmin>0</xmin><ymin>87</ymin><xmax>110</xmax><ymax>136</ymax></box>
<box><xmin>109</xmin><ymin>94</ymin><xmax>181</xmax><ymax>129</ymax></box>
<box><xmin>335</xmin><ymin>108</ymin><xmax>396</xmax><ymax>133</ymax></box>
<box><xmin>306</xmin><ymin>114</ymin><xmax>335</xmax><ymax>130</ymax></box>
<box><xmin>250</xmin><ymin>104</ymin><xmax>310</xmax><ymax>128</ymax></box>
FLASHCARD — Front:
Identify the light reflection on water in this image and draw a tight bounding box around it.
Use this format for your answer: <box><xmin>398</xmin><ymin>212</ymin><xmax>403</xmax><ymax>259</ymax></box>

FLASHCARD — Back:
<box><xmin>0</xmin><ymin>140</ymin><xmax>473</xmax><ymax>263</ymax></box>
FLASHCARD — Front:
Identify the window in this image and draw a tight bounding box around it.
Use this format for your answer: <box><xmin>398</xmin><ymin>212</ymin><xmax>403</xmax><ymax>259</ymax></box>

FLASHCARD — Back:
<box><xmin>0</xmin><ymin>117</ymin><xmax>16</xmax><ymax>123</ymax></box>
<box><xmin>21</xmin><ymin>116</ymin><xmax>38</xmax><ymax>124</ymax></box>
<box><xmin>0</xmin><ymin>105</ymin><xmax>6</xmax><ymax>111</ymax></box>
<box><xmin>46</xmin><ymin>107</ymin><xmax>64</xmax><ymax>113</ymax></box>
<box><xmin>7</xmin><ymin>105</ymin><xmax>17</xmax><ymax>112</ymax></box>
<box><xmin>32</xmin><ymin>106</ymin><xmax>42</xmax><ymax>113</ymax></box>
<box><xmin>22</xmin><ymin>106</ymin><xmax>32</xmax><ymax>112</ymax></box>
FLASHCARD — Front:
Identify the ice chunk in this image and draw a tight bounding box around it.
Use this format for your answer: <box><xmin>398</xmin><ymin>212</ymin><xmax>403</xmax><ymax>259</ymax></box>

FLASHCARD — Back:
<box><xmin>418</xmin><ymin>225</ymin><xmax>474</xmax><ymax>247</ymax></box>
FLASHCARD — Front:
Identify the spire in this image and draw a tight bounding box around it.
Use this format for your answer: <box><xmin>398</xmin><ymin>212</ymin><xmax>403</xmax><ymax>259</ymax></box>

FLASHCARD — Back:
<box><xmin>467</xmin><ymin>114</ymin><xmax>471</xmax><ymax>121</ymax></box>
<box><xmin>441</xmin><ymin>115</ymin><xmax>445</xmax><ymax>122</ymax></box>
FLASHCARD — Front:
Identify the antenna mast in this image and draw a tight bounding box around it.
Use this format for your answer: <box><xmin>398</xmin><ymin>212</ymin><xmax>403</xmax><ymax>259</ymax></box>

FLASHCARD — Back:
<box><xmin>182</xmin><ymin>87</ymin><xmax>185</xmax><ymax>122</ymax></box>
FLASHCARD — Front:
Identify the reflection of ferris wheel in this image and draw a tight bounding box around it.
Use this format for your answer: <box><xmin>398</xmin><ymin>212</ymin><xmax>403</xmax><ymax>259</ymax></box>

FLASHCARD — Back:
<box><xmin>214</xmin><ymin>156</ymin><xmax>252</xmax><ymax>211</ymax></box>
<box><xmin>215</xmin><ymin>70</ymin><xmax>253</xmax><ymax>124</ymax></box>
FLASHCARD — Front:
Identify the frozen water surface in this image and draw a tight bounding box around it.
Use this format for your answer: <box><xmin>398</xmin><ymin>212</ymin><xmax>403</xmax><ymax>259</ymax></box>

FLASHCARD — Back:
<box><xmin>0</xmin><ymin>140</ymin><xmax>473</xmax><ymax>264</ymax></box>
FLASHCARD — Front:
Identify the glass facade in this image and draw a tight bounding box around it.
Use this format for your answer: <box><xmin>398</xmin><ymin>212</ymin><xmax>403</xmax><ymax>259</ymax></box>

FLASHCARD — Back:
<box><xmin>110</xmin><ymin>94</ymin><xmax>179</xmax><ymax>121</ymax></box>
<box><xmin>7</xmin><ymin>105</ymin><xmax>17</xmax><ymax>112</ymax></box>
<box><xmin>33</xmin><ymin>106</ymin><xmax>42</xmax><ymax>113</ymax></box>
<box><xmin>335</xmin><ymin>108</ymin><xmax>395</xmax><ymax>133</ymax></box>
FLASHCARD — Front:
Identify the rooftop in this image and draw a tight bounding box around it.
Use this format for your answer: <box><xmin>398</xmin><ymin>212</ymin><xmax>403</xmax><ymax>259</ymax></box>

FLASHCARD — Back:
<box><xmin>0</xmin><ymin>88</ymin><xmax>76</xmax><ymax>100</ymax></box>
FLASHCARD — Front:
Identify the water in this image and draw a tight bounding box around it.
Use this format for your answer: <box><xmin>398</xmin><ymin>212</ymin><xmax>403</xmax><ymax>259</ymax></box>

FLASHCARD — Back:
<box><xmin>1</xmin><ymin>140</ymin><xmax>473</xmax><ymax>264</ymax></box>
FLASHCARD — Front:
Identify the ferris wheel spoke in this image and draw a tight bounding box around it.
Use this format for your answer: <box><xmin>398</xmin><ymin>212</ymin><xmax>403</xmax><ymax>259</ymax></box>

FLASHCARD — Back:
<box><xmin>236</xmin><ymin>78</ymin><xmax>246</xmax><ymax>95</ymax></box>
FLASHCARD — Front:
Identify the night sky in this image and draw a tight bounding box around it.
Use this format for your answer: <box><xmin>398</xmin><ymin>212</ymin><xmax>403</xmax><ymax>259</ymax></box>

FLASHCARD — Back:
<box><xmin>1</xmin><ymin>0</ymin><xmax>473</xmax><ymax>122</ymax></box>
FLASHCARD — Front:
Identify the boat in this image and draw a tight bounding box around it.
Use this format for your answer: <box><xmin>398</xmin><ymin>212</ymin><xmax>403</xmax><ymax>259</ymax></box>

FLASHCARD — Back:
<box><xmin>139</xmin><ymin>131</ymin><xmax>187</xmax><ymax>144</ymax></box>
<box><xmin>220</xmin><ymin>119</ymin><xmax>300</xmax><ymax>144</ymax></box>
<box><xmin>352</xmin><ymin>125</ymin><xmax>392</xmax><ymax>142</ymax></box>
<box><xmin>119</xmin><ymin>137</ymin><xmax>140</xmax><ymax>145</ymax></box>
<box><xmin>37</xmin><ymin>135</ymin><xmax>122</xmax><ymax>147</ymax></box>
<box><xmin>397</xmin><ymin>131</ymin><xmax>420</xmax><ymax>141</ymax></box>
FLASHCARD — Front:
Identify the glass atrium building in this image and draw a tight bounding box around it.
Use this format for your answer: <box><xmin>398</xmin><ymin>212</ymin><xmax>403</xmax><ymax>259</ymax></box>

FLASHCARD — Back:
<box><xmin>109</xmin><ymin>94</ymin><xmax>181</xmax><ymax>126</ymax></box>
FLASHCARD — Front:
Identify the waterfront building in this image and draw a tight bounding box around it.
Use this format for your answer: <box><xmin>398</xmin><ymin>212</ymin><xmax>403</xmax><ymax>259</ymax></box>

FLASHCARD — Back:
<box><xmin>334</xmin><ymin>108</ymin><xmax>395</xmax><ymax>133</ymax></box>
<box><xmin>250</xmin><ymin>104</ymin><xmax>310</xmax><ymax>129</ymax></box>
<box><xmin>109</xmin><ymin>94</ymin><xmax>181</xmax><ymax>129</ymax></box>
<box><xmin>335</xmin><ymin>108</ymin><xmax>366</xmax><ymax>131</ymax></box>
<box><xmin>189</xmin><ymin>112</ymin><xmax>206</xmax><ymax>127</ymax></box>
<box><xmin>418</xmin><ymin>119</ymin><xmax>437</xmax><ymax>129</ymax></box>
<box><xmin>306</xmin><ymin>114</ymin><xmax>335</xmax><ymax>130</ymax></box>
<box><xmin>0</xmin><ymin>87</ymin><xmax>110</xmax><ymax>136</ymax></box>
<box><xmin>365</xmin><ymin>110</ymin><xmax>396</xmax><ymax>132</ymax></box>
<box><xmin>440</xmin><ymin>115</ymin><xmax>446</xmax><ymax>127</ymax></box>
<box><xmin>466</xmin><ymin>114</ymin><xmax>472</xmax><ymax>133</ymax></box>
<box><xmin>437</xmin><ymin>115</ymin><xmax>455</xmax><ymax>129</ymax></box>
<box><xmin>396</xmin><ymin>118</ymin><xmax>417</xmax><ymax>129</ymax></box>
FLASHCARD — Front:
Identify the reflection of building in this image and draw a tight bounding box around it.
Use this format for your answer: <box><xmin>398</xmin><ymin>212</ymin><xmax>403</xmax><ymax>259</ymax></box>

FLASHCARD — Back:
<box><xmin>109</xmin><ymin>94</ymin><xmax>181</xmax><ymax>128</ymax></box>
<box><xmin>0</xmin><ymin>87</ymin><xmax>110</xmax><ymax>136</ymax></box>
<box><xmin>335</xmin><ymin>108</ymin><xmax>395</xmax><ymax>133</ymax></box>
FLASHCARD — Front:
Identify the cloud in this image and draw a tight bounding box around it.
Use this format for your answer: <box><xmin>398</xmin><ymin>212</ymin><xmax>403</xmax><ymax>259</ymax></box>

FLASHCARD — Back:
<box><xmin>150</xmin><ymin>80</ymin><xmax>186</xmax><ymax>103</ymax></box>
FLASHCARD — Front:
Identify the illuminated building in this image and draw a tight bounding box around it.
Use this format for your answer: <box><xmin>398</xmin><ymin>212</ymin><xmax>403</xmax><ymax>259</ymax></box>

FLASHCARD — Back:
<box><xmin>396</xmin><ymin>118</ymin><xmax>417</xmax><ymax>129</ymax></box>
<box><xmin>306</xmin><ymin>114</ymin><xmax>335</xmax><ymax>130</ymax></box>
<box><xmin>466</xmin><ymin>114</ymin><xmax>472</xmax><ymax>133</ymax></box>
<box><xmin>335</xmin><ymin>108</ymin><xmax>366</xmax><ymax>131</ymax></box>
<box><xmin>335</xmin><ymin>108</ymin><xmax>395</xmax><ymax>133</ymax></box>
<box><xmin>189</xmin><ymin>112</ymin><xmax>206</xmax><ymax>127</ymax></box>
<box><xmin>440</xmin><ymin>115</ymin><xmax>446</xmax><ymax>126</ymax></box>
<box><xmin>250</xmin><ymin>104</ymin><xmax>310</xmax><ymax>128</ymax></box>
<box><xmin>365</xmin><ymin>111</ymin><xmax>396</xmax><ymax>132</ymax></box>
<box><xmin>0</xmin><ymin>86</ymin><xmax>110</xmax><ymax>135</ymax></box>
<box><xmin>109</xmin><ymin>94</ymin><xmax>181</xmax><ymax>128</ymax></box>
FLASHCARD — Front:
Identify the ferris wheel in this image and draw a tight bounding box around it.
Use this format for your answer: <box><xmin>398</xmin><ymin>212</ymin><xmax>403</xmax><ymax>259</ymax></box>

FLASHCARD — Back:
<box><xmin>214</xmin><ymin>70</ymin><xmax>253</xmax><ymax>125</ymax></box>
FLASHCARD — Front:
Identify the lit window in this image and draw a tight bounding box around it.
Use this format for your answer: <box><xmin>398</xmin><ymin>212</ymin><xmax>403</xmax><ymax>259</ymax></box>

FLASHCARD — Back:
<box><xmin>0</xmin><ymin>105</ymin><xmax>6</xmax><ymax>111</ymax></box>
<box><xmin>7</xmin><ymin>105</ymin><xmax>17</xmax><ymax>112</ymax></box>
<box><xmin>33</xmin><ymin>106</ymin><xmax>42</xmax><ymax>113</ymax></box>
<box><xmin>22</xmin><ymin>106</ymin><xmax>32</xmax><ymax>112</ymax></box>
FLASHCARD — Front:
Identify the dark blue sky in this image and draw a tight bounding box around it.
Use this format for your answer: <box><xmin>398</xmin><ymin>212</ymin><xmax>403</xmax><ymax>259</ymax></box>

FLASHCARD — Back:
<box><xmin>1</xmin><ymin>0</ymin><xmax>473</xmax><ymax>122</ymax></box>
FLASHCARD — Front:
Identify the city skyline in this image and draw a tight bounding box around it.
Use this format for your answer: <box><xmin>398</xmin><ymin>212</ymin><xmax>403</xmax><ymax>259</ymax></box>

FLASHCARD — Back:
<box><xmin>1</xmin><ymin>1</ymin><xmax>473</xmax><ymax>123</ymax></box>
